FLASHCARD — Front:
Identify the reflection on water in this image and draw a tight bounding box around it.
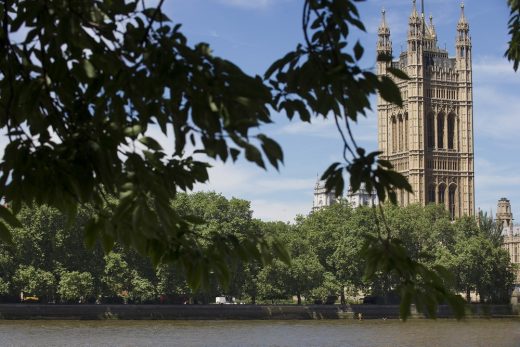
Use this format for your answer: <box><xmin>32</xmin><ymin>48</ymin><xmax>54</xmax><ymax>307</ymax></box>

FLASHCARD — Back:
<box><xmin>0</xmin><ymin>319</ymin><xmax>519</xmax><ymax>347</ymax></box>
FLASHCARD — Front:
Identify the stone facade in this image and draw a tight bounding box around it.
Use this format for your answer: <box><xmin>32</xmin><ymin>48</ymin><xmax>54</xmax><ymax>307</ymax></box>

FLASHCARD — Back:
<box><xmin>312</xmin><ymin>180</ymin><xmax>378</xmax><ymax>211</ymax></box>
<box><xmin>497</xmin><ymin>198</ymin><xmax>516</xmax><ymax>235</ymax></box>
<box><xmin>376</xmin><ymin>2</ymin><xmax>475</xmax><ymax>219</ymax></box>
<box><xmin>346</xmin><ymin>184</ymin><xmax>379</xmax><ymax>209</ymax></box>
<box><xmin>498</xmin><ymin>198</ymin><xmax>520</xmax><ymax>284</ymax></box>
<box><xmin>503</xmin><ymin>235</ymin><xmax>520</xmax><ymax>284</ymax></box>
<box><xmin>312</xmin><ymin>179</ymin><xmax>337</xmax><ymax>211</ymax></box>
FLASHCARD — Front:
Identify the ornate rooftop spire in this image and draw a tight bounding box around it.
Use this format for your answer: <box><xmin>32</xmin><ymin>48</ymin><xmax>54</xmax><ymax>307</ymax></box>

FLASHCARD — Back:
<box><xmin>380</xmin><ymin>8</ymin><xmax>387</xmax><ymax>28</ymax></box>
<box><xmin>377</xmin><ymin>8</ymin><xmax>392</xmax><ymax>55</ymax></box>
<box><xmin>410</xmin><ymin>0</ymin><xmax>419</xmax><ymax>18</ymax></box>
<box><xmin>378</xmin><ymin>8</ymin><xmax>390</xmax><ymax>34</ymax></box>
<box><xmin>429</xmin><ymin>14</ymin><xmax>437</xmax><ymax>37</ymax></box>
<box><xmin>457</xmin><ymin>2</ymin><xmax>469</xmax><ymax>32</ymax></box>
<box><xmin>458</xmin><ymin>2</ymin><xmax>467</xmax><ymax>24</ymax></box>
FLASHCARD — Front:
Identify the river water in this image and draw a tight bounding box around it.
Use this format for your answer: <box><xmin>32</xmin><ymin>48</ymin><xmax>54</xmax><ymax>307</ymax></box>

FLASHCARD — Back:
<box><xmin>0</xmin><ymin>319</ymin><xmax>519</xmax><ymax>346</ymax></box>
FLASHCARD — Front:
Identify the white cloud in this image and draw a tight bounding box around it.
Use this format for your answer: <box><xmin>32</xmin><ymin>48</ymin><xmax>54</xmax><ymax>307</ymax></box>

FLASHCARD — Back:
<box><xmin>196</xmin><ymin>161</ymin><xmax>314</xmax><ymax>196</ymax></box>
<box><xmin>250</xmin><ymin>199</ymin><xmax>309</xmax><ymax>222</ymax></box>
<box><xmin>193</xmin><ymin>161</ymin><xmax>315</xmax><ymax>221</ymax></box>
<box><xmin>474</xmin><ymin>156</ymin><xmax>520</xmax><ymax>220</ymax></box>
<box><xmin>276</xmin><ymin>113</ymin><xmax>377</xmax><ymax>146</ymax></box>
<box><xmin>473</xmin><ymin>86</ymin><xmax>520</xmax><ymax>140</ymax></box>
<box><xmin>277</xmin><ymin>118</ymin><xmax>335</xmax><ymax>137</ymax></box>
<box><xmin>474</xmin><ymin>56</ymin><xmax>519</xmax><ymax>83</ymax></box>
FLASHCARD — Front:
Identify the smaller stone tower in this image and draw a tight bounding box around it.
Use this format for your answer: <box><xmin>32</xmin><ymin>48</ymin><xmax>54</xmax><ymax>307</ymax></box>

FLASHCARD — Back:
<box><xmin>312</xmin><ymin>178</ymin><xmax>336</xmax><ymax>211</ymax></box>
<box><xmin>497</xmin><ymin>198</ymin><xmax>514</xmax><ymax>235</ymax></box>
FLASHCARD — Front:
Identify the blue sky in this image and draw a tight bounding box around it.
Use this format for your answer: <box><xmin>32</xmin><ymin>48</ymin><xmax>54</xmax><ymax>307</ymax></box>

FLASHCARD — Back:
<box><xmin>159</xmin><ymin>0</ymin><xmax>519</xmax><ymax>222</ymax></box>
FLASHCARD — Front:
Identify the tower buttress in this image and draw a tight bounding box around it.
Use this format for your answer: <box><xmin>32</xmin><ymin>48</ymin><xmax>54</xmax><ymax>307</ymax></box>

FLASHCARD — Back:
<box><xmin>455</xmin><ymin>2</ymin><xmax>474</xmax><ymax>216</ymax></box>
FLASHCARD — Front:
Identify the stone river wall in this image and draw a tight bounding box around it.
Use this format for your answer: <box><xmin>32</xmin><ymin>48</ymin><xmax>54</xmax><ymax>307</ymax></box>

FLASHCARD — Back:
<box><xmin>0</xmin><ymin>304</ymin><xmax>519</xmax><ymax>320</ymax></box>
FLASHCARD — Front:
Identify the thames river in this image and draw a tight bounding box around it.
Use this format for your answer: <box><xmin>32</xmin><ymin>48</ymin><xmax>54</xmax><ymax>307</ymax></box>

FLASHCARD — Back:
<box><xmin>0</xmin><ymin>319</ymin><xmax>519</xmax><ymax>346</ymax></box>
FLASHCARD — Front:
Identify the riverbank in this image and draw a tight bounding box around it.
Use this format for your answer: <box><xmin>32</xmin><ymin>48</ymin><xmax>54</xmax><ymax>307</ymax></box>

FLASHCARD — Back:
<box><xmin>0</xmin><ymin>304</ymin><xmax>519</xmax><ymax>320</ymax></box>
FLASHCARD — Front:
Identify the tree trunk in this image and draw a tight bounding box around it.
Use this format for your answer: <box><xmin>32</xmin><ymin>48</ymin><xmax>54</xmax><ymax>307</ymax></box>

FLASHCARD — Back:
<box><xmin>251</xmin><ymin>295</ymin><xmax>256</xmax><ymax>305</ymax></box>
<box><xmin>340</xmin><ymin>286</ymin><xmax>346</xmax><ymax>306</ymax></box>
<box><xmin>466</xmin><ymin>288</ymin><xmax>471</xmax><ymax>303</ymax></box>
<box><xmin>297</xmin><ymin>293</ymin><xmax>302</xmax><ymax>305</ymax></box>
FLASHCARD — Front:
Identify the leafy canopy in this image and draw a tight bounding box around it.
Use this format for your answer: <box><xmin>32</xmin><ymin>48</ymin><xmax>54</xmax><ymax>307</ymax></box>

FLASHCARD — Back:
<box><xmin>0</xmin><ymin>0</ymin><xmax>519</xmax><ymax>311</ymax></box>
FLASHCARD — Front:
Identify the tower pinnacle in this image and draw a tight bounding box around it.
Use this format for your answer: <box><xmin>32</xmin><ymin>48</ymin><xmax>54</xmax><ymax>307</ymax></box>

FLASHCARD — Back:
<box><xmin>411</xmin><ymin>0</ymin><xmax>419</xmax><ymax>18</ymax></box>
<box><xmin>377</xmin><ymin>7</ymin><xmax>392</xmax><ymax>62</ymax></box>
<box><xmin>380</xmin><ymin>8</ymin><xmax>387</xmax><ymax>29</ymax></box>
<box><xmin>458</xmin><ymin>2</ymin><xmax>467</xmax><ymax>25</ymax></box>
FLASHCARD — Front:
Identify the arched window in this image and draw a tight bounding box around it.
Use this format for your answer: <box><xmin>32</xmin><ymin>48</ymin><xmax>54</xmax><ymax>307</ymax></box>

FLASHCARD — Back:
<box><xmin>391</xmin><ymin>116</ymin><xmax>397</xmax><ymax>153</ymax></box>
<box><xmin>427</xmin><ymin>112</ymin><xmax>435</xmax><ymax>149</ymax></box>
<box><xmin>428</xmin><ymin>185</ymin><xmax>436</xmax><ymax>203</ymax></box>
<box><xmin>449</xmin><ymin>185</ymin><xmax>457</xmax><ymax>220</ymax></box>
<box><xmin>437</xmin><ymin>113</ymin><xmax>445</xmax><ymax>149</ymax></box>
<box><xmin>404</xmin><ymin>113</ymin><xmax>409</xmax><ymax>150</ymax></box>
<box><xmin>398</xmin><ymin>115</ymin><xmax>404</xmax><ymax>152</ymax></box>
<box><xmin>438</xmin><ymin>183</ymin><xmax>446</xmax><ymax>205</ymax></box>
<box><xmin>447</xmin><ymin>114</ymin><xmax>456</xmax><ymax>149</ymax></box>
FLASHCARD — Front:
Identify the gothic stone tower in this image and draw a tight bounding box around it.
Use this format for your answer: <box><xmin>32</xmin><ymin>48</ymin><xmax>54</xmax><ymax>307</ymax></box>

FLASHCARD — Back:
<box><xmin>497</xmin><ymin>198</ymin><xmax>514</xmax><ymax>235</ymax></box>
<box><xmin>377</xmin><ymin>1</ymin><xmax>475</xmax><ymax>219</ymax></box>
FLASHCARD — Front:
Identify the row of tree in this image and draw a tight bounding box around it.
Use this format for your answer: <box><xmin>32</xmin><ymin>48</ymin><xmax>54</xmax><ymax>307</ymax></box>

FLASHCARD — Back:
<box><xmin>0</xmin><ymin>192</ymin><xmax>514</xmax><ymax>304</ymax></box>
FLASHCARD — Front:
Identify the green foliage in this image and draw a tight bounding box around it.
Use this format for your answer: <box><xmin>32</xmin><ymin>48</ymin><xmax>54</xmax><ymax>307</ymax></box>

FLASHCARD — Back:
<box><xmin>0</xmin><ymin>0</ymin><xmax>284</xmax><ymax>286</ymax></box>
<box><xmin>102</xmin><ymin>253</ymin><xmax>132</xmax><ymax>298</ymax></box>
<box><xmin>452</xmin><ymin>216</ymin><xmax>514</xmax><ymax>304</ymax></box>
<box><xmin>266</xmin><ymin>1</ymin><xmax>412</xmax><ymax>203</ymax></box>
<box><xmin>0</xmin><ymin>0</ymin><xmax>517</xmax><ymax>315</ymax></box>
<box><xmin>477</xmin><ymin>211</ymin><xmax>504</xmax><ymax>247</ymax></box>
<box><xmin>129</xmin><ymin>271</ymin><xmax>156</xmax><ymax>303</ymax></box>
<box><xmin>0</xmin><ymin>0</ymin><xmax>417</xmax><ymax>288</ymax></box>
<box><xmin>506</xmin><ymin>0</ymin><xmax>520</xmax><ymax>71</ymax></box>
<box><xmin>0</xmin><ymin>197</ymin><xmax>514</xmax><ymax>317</ymax></box>
<box><xmin>155</xmin><ymin>264</ymin><xmax>190</xmax><ymax>296</ymax></box>
<box><xmin>363</xmin><ymin>236</ymin><xmax>465</xmax><ymax>320</ymax></box>
<box><xmin>0</xmin><ymin>277</ymin><xmax>9</xmax><ymax>295</ymax></box>
<box><xmin>13</xmin><ymin>265</ymin><xmax>56</xmax><ymax>301</ymax></box>
<box><xmin>58</xmin><ymin>271</ymin><xmax>94</xmax><ymax>303</ymax></box>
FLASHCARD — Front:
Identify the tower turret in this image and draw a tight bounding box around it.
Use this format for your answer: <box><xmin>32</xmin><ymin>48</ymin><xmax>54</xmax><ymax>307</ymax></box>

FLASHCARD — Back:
<box><xmin>407</xmin><ymin>0</ymin><xmax>424</xmax><ymax>74</ymax></box>
<box><xmin>377</xmin><ymin>9</ymin><xmax>392</xmax><ymax>75</ymax></box>
<box><xmin>497</xmin><ymin>198</ymin><xmax>514</xmax><ymax>236</ymax></box>
<box><xmin>456</xmin><ymin>3</ymin><xmax>472</xmax><ymax>66</ymax></box>
<box><xmin>408</xmin><ymin>1</ymin><xmax>422</xmax><ymax>46</ymax></box>
<box><xmin>424</xmin><ymin>15</ymin><xmax>438</xmax><ymax>50</ymax></box>
<box><xmin>312</xmin><ymin>178</ymin><xmax>336</xmax><ymax>211</ymax></box>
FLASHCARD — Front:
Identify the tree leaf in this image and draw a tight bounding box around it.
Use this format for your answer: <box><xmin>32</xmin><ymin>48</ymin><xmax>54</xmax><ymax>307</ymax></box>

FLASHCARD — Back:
<box><xmin>354</xmin><ymin>41</ymin><xmax>364</xmax><ymax>61</ymax></box>
<box><xmin>387</xmin><ymin>67</ymin><xmax>410</xmax><ymax>80</ymax></box>
<box><xmin>379</xmin><ymin>76</ymin><xmax>403</xmax><ymax>107</ymax></box>
<box><xmin>0</xmin><ymin>222</ymin><xmax>13</xmax><ymax>244</ymax></box>
<box><xmin>83</xmin><ymin>60</ymin><xmax>97</xmax><ymax>79</ymax></box>
<box><xmin>0</xmin><ymin>205</ymin><xmax>22</xmax><ymax>228</ymax></box>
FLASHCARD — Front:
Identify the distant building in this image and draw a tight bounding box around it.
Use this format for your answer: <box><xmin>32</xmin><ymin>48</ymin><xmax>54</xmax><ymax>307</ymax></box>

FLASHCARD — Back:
<box><xmin>312</xmin><ymin>179</ymin><xmax>337</xmax><ymax>211</ymax></box>
<box><xmin>346</xmin><ymin>184</ymin><xmax>379</xmax><ymax>208</ymax></box>
<box><xmin>497</xmin><ymin>198</ymin><xmax>519</xmax><ymax>236</ymax></box>
<box><xmin>312</xmin><ymin>178</ymin><xmax>377</xmax><ymax>211</ymax></box>
<box><xmin>498</xmin><ymin>198</ymin><xmax>520</xmax><ymax>284</ymax></box>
